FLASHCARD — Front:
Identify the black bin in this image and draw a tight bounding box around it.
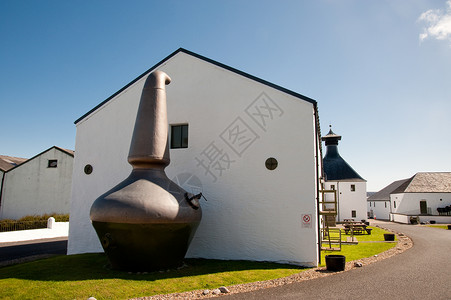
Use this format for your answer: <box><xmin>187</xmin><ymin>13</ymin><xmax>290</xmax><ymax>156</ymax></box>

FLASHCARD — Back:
<box><xmin>384</xmin><ymin>233</ymin><xmax>395</xmax><ymax>241</ymax></box>
<box><xmin>325</xmin><ymin>255</ymin><xmax>346</xmax><ymax>271</ymax></box>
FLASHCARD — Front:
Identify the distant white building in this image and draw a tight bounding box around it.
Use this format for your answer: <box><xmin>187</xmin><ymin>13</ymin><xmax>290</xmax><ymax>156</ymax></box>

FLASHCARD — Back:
<box><xmin>68</xmin><ymin>48</ymin><xmax>323</xmax><ymax>267</ymax></box>
<box><xmin>367</xmin><ymin>179</ymin><xmax>408</xmax><ymax>220</ymax></box>
<box><xmin>389</xmin><ymin>172</ymin><xmax>451</xmax><ymax>224</ymax></box>
<box><xmin>321</xmin><ymin>128</ymin><xmax>367</xmax><ymax>222</ymax></box>
<box><xmin>0</xmin><ymin>146</ymin><xmax>74</xmax><ymax>220</ymax></box>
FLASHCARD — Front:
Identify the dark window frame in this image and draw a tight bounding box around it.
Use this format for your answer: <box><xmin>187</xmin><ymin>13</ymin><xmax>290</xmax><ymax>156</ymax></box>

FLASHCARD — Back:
<box><xmin>47</xmin><ymin>159</ymin><xmax>58</xmax><ymax>168</ymax></box>
<box><xmin>170</xmin><ymin>124</ymin><xmax>189</xmax><ymax>149</ymax></box>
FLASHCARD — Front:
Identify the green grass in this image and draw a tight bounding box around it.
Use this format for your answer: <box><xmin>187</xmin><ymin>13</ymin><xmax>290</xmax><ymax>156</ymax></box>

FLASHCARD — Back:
<box><xmin>425</xmin><ymin>224</ymin><xmax>449</xmax><ymax>230</ymax></box>
<box><xmin>340</xmin><ymin>226</ymin><xmax>397</xmax><ymax>242</ymax></box>
<box><xmin>321</xmin><ymin>243</ymin><xmax>396</xmax><ymax>266</ymax></box>
<box><xmin>0</xmin><ymin>255</ymin><xmax>306</xmax><ymax>300</ymax></box>
<box><xmin>320</xmin><ymin>226</ymin><xmax>397</xmax><ymax>266</ymax></box>
<box><xmin>0</xmin><ymin>227</ymin><xmax>398</xmax><ymax>299</ymax></box>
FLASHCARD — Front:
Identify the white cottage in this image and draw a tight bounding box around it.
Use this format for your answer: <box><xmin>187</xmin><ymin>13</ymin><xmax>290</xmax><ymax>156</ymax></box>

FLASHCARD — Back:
<box><xmin>367</xmin><ymin>179</ymin><xmax>409</xmax><ymax>220</ymax></box>
<box><xmin>0</xmin><ymin>146</ymin><xmax>74</xmax><ymax>220</ymax></box>
<box><xmin>390</xmin><ymin>172</ymin><xmax>451</xmax><ymax>224</ymax></box>
<box><xmin>68</xmin><ymin>48</ymin><xmax>323</xmax><ymax>267</ymax></box>
<box><xmin>321</xmin><ymin>128</ymin><xmax>367</xmax><ymax>222</ymax></box>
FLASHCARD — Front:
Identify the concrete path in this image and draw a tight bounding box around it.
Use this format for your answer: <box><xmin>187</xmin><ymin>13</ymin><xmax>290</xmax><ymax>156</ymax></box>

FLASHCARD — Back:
<box><xmin>0</xmin><ymin>222</ymin><xmax>69</xmax><ymax>247</ymax></box>
<box><xmin>223</xmin><ymin>221</ymin><xmax>451</xmax><ymax>300</ymax></box>
<box><xmin>0</xmin><ymin>222</ymin><xmax>69</xmax><ymax>266</ymax></box>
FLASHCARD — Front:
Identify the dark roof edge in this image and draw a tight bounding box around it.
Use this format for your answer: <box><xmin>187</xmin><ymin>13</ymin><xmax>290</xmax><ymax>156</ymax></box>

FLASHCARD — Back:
<box><xmin>74</xmin><ymin>48</ymin><xmax>317</xmax><ymax>125</ymax></box>
<box><xmin>390</xmin><ymin>176</ymin><xmax>415</xmax><ymax>194</ymax></box>
<box><xmin>4</xmin><ymin>146</ymin><xmax>74</xmax><ymax>173</ymax></box>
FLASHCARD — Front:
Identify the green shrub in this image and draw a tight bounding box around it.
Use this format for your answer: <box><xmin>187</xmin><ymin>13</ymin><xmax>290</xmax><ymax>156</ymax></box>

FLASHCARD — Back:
<box><xmin>0</xmin><ymin>214</ymin><xmax>69</xmax><ymax>232</ymax></box>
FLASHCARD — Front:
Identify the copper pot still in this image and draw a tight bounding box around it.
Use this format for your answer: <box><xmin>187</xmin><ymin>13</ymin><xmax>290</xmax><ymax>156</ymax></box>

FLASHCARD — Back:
<box><xmin>90</xmin><ymin>71</ymin><xmax>202</xmax><ymax>271</ymax></box>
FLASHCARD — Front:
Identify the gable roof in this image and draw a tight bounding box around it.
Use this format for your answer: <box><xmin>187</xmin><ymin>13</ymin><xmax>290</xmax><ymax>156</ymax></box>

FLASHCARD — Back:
<box><xmin>368</xmin><ymin>178</ymin><xmax>410</xmax><ymax>201</ymax></box>
<box><xmin>3</xmin><ymin>146</ymin><xmax>74</xmax><ymax>173</ymax></box>
<box><xmin>75</xmin><ymin>48</ymin><xmax>317</xmax><ymax>125</ymax></box>
<box><xmin>391</xmin><ymin>172</ymin><xmax>451</xmax><ymax>194</ymax></box>
<box><xmin>0</xmin><ymin>155</ymin><xmax>27</xmax><ymax>172</ymax></box>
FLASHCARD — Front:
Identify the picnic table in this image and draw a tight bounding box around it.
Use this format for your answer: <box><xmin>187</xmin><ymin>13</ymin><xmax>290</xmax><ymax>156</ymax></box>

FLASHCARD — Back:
<box><xmin>343</xmin><ymin>221</ymin><xmax>372</xmax><ymax>235</ymax></box>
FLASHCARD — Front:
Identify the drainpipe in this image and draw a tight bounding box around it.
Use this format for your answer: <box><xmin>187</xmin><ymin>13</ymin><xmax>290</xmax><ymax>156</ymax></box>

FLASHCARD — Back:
<box><xmin>0</xmin><ymin>171</ymin><xmax>5</xmax><ymax>218</ymax></box>
<box><xmin>313</xmin><ymin>103</ymin><xmax>322</xmax><ymax>265</ymax></box>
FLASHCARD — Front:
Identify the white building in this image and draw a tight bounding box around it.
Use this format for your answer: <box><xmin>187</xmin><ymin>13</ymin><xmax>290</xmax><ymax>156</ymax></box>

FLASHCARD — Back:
<box><xmin>68</xmin><ymin>48</ymin><xmax>323</xmax><ymax>267</ymax></box>
<box><xmin>0</xmin><ymin>146</ymin><xmax>74</xmax><ymax>220</ymax></box>
<box><xmin>389</xmin><ymin>172</ymin><xmax>451</xmax><ymax>224</ymax></box>
<box><xmin>367</xmin><ymin>179</ymin><xmax>409</xmax><ymax>220</ymax></box>
<box><xmin>321</xmin><ymin>128</ymin><xmax>367</xmax><ymax>222</ymax></box>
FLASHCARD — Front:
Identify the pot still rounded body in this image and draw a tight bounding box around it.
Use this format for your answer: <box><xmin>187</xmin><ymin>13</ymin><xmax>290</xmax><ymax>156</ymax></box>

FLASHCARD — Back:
<box><xmin>90</xmin><ymin>71</ymin><xmax>202</xmax><ymax>271</ymax></box>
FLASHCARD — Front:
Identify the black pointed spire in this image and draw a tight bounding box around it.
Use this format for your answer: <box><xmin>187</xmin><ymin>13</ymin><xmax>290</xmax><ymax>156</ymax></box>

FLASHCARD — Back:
<box><xmin>321</xmin><ymin>125</ymin><xmax>342</xmax><ymax>146</ymax></box>
<box><xmin>321</xmin><ymin>126</ymin><xmax>364</xmax><ymax>181</ymax></box>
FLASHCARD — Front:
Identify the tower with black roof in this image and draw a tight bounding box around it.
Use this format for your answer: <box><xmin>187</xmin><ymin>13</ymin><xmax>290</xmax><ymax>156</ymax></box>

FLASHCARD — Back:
<box><xmin>322</xmin><ymin>126</ymin><xmax>367</xmax><ymax>222</ymax></box>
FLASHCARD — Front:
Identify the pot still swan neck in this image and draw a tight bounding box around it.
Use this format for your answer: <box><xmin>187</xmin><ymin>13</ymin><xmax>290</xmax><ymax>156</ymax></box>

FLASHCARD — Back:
<box><xmin>128</xmin><ymin>71</ymin><xmax>172</xmax><ymax>169</ymax></box>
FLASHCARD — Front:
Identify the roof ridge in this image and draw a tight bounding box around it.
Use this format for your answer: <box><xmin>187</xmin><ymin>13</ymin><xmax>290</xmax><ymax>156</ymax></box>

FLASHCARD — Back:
<box><xmin>74</xmin><ymin>48</ymin><xmax>317</xmax><ymax>125</ymax></box>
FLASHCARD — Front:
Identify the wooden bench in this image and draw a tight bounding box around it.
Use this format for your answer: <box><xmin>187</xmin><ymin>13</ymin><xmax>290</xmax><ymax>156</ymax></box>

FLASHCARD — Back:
<box><xmin>344</xmin><ymin>224</ymin><xmax>372</xmax><ymax>235</ymax></box>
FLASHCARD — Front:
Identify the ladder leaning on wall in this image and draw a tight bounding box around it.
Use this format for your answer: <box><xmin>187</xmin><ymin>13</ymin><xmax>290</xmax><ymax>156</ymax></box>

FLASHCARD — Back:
<box><xmin>318</xmin><ymin>184</ymin><xmax>341</xmax><ymax>251</ymax></box>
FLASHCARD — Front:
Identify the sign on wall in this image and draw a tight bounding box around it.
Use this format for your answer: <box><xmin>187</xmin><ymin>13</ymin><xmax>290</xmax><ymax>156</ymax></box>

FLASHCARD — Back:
<box><xmin>301</xmin><ymin>214</ymin><xmax>312</xmax><ymax>228</ymax></box>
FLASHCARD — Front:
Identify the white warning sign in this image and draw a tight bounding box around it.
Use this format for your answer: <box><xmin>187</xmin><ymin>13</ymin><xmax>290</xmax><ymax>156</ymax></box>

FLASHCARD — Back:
<box><xmin>301</xmin><ymin>214</ymin><xmax>312</xmax><ymax>228</ymax></box>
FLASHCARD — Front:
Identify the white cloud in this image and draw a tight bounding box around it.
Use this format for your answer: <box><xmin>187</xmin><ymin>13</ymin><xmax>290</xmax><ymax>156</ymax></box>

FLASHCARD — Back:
<box><xmin>418</xmin><ymin>0</ymin><xmax>451</xmax><ymax>44</ymax></box>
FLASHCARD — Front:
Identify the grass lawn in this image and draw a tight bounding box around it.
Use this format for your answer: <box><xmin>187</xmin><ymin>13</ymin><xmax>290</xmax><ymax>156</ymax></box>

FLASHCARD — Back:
<box><xmin>339</xmin><ymin>226</ymin><xmax>397</xmax><ymax>242</ymax></box>
<box><xmin>0</xmin><ymin>226</ymin><xmax>398</xmax><ymax>300</ymax></box>
<box><xmin>425</xmin><ymin>224</ymin><xmax>449</xmax><ymax>230</ymax></box>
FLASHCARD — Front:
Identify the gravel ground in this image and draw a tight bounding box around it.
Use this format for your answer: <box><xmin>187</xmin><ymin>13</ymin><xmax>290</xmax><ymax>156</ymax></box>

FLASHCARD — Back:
<box><xmin>134</xmin><ymin>224</ymin><xmax>412</xmax><ymax>300</ymax></box>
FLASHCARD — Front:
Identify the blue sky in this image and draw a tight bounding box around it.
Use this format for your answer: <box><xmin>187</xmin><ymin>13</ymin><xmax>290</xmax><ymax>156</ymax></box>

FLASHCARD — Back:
<box><xmin>1</xmin><ymin>0</ymin><xmax>450</xmax><ymax>191</ymax></box>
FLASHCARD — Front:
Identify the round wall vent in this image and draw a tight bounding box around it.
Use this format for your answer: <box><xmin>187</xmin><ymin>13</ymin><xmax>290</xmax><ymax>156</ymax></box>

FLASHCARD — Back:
<box><xmin>265</xmin><ymin>157</ymin><xmax>278</xmax><ymax>170</ymax></box>
<box><xmin>84</xmin><ymin>164</ymin><xmax>93</xmax><ymax>175</ymax></box>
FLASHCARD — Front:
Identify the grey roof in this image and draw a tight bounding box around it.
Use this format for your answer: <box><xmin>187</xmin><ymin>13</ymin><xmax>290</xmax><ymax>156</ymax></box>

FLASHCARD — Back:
<box><xmin>0</xmin><ymin>155</ymin><xmax>27</xmax><ymax>172</ymax></box>
<box><xmin>367</xmin><ymin>178</ymin><xmax>410</xmax><ymax>201</ymax></box>
<box><xmin>391</xmin><ymin>172</ymin><xmax>451</xmax><ymax>194</ymax></box>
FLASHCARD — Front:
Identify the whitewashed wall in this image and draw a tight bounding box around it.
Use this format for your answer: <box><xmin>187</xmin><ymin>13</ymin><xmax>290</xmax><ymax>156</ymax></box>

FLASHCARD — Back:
<box><xmin>0</xmin><ymin>170</ymin><xmax>4</xmax><ymax>198</ymax></box>
<box><xmin>391</xmin><ymin>192</ymin><xmax>451</xmax><ymax>215</ymax></box>
<box><xmin>390</xmin><ymin>213</ymin><xmax>410</xmax><ymax>223</ymax></box>
<box><xmin>0</xmin><ymin>148</ymin><xmax>73</xmax><ymax>219</ymax></box>
<box><xmin>324</xmin><ymin>181</ymin><xmax>367</xmax><ymax>222</ymax></box>
<box><xmin>69</xmin><ymin>51</ymin><xmax>320</xmax><ymax>266</ymax></box>
<box><xmin>367</xmin><ymin>200</ymin><xmax>390</xmax><ymax>220</ymax></box>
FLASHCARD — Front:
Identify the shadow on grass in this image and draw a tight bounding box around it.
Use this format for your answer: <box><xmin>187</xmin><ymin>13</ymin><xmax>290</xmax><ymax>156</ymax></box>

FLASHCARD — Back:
<box><xmin>0</xmin><ymin>253</ymin><xmax>305</xmax><ymax>282</ymax></box>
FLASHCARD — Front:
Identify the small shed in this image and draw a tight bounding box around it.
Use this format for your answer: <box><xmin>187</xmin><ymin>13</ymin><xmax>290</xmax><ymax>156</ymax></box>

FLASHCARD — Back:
<box><xmin>0</xmin><ymin>146</ymin><xmax>74</xmax><ymax>220</ymax></box>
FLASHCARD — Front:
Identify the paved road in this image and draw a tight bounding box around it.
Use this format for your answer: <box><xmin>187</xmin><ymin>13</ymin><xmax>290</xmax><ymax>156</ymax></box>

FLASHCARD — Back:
<box><xmin>0</xmin><ymin>238</ymin><xmax>67</xmax><ymax>264</ymax></box>
<box><xmin>223</xmin><ymin>221</ymin><xmax>451</xmax><ymax>300</ymax></box>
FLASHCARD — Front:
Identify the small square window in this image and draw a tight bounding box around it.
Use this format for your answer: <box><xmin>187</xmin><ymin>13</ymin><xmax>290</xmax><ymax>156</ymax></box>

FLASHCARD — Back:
<box><xmin>330</xmin><ymin>185</ymin><xmax>335</xmax><ymax>190</ymax></box>
<box><xmin>351</xmin><ymin>210</ymin><xmax>356</xmax><ymax>218</ymax></box>
<box><xmin>48</xmin><ymin>159</ymin><xmax>58</xmax><ymax>168</ymax></box>
<box><xmin>170</xmin><ymin>124</ymin><xmax>188</xmax><ymax>149</ymax></box>
<box><xmin>350</xmin><ymin>184</ymin><xmax>356</xmax><ymax>192</ymax></box>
